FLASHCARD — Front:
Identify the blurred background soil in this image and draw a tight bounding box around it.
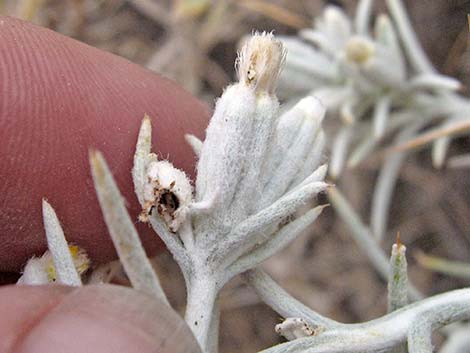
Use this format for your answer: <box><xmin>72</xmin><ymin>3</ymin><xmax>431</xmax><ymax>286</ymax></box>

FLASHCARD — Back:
<box><xmin>1</xmin><ymin>0</ymin><xmax>470</xmax><ymax>352</ymax></box>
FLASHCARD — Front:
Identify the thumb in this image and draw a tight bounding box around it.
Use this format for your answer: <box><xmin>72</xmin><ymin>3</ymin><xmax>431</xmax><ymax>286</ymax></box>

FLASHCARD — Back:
<box><xmin>0</xmin><ymin>284</ymin><xmax>201</xmax><ymax>353</ymax></box>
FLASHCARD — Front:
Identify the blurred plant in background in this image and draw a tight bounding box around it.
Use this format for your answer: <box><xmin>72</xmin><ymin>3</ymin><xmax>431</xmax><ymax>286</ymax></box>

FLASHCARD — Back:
<box><xmin>275</xmin><ymin>0</ymin><xmax>470</xmax><ymax>265</ymax></box>
<box><xmin>279</xmin><ymin>0</ymin><xmax>470</xmax><ymax>177</ymax></box>
<box><xmin>0</xmin><ymin>0</ymin><xmax>315</xmax><ymax>96</ymax></box>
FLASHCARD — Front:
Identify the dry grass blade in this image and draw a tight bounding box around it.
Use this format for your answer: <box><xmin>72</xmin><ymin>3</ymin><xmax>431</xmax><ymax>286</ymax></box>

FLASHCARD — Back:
<box><xmin>415</xmin><ymin>251</ymin><xmax>470</xmax><ymax>280</ymax></box>
<box><xmin>390</xmin><ymin>120</ymin><xmax>470</xmax><ymax>153</ymax></box>
<box><xmin>448</xmin><ymin>153</ymin><xmax>470</xmax><ymax>169</ymax></box>
<box><xmin>90</xmin><ymin>149</ymin><xmax>169</xmax><ymax>305</ymax></box>
<box><xmin>128</xmin><ymin>0</ymin><xmax>171</xmax><ymax>26</ymax></box>
<box><xmin>16</xmin><ymin>0</ymin><xmax>45</xmax><ymax>21</ymax></box>
<box><xmin>237</xmin><ymin>0</ymin><xmax>309</xmax><ymax>29</ymax></box>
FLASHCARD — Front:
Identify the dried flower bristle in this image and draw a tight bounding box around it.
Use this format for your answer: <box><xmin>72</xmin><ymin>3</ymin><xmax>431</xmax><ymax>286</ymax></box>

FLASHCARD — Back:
<box><xmin>237</xmin><ymin>32</ymin><xmax>286</xmax><ymax>94</ymax></box>
<box><xmin>46</xmin><ymin>245</ymin><xmax>90</xmax><ymax>282</ymax></box>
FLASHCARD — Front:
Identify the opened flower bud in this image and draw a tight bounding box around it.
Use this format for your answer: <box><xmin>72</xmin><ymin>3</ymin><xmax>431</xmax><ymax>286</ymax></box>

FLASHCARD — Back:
<box><xmin>140</xmin><ymin>160</ymin><xmax>193</xmax><ymax>232</ymax></box>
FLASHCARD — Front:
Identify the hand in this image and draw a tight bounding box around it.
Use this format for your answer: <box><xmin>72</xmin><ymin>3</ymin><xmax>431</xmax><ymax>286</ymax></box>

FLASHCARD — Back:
<box><xmin>0</xmin><ymin>16</ymin><xmax>208</xmax><ymax>352</ymax></box>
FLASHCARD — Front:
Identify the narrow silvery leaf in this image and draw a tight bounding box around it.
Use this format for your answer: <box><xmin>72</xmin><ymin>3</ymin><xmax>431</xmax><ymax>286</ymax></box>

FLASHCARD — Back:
<box><xmin>90</xmin><ymin>150</ymin><xmax>169</xmax><ymax>305</ymax></box>
<box><xmin>408</xmin><ymin>74</ymin><xmax>461</xmax><ymax>91</ymax></box>
<box><xmin>293</xmin><ymin>164</ymin><xmax>328</xmax><ymax>192</ymax></box>
<box><xmin>259</xmin><ymin>97</ymin><xmax>325</xmax><ymax>209</ymax></box>
<box><xmin>355</xmin><ymin>0</ymin><xmax>373</xmax><ymax>35</ymax></box>
<box><xmin>292</xmin><ymin>132</ymin><xmax>326</xmax><ymax>186</ymax></box>
<box><xmin>374</xmin><ymin>14</ymin><xmax>405</xmax><ymax>74</ymax></box>
<box><xmin>328</xmin><ymin>188</ymin><xmax>389</xmax><ymax>279</ymax></box>
<box><xmin>329</xmin><ymin>126</ymin><xmax>353</xmax><ymax>179</ymax></box>
<box><xmin>347</xmin><ymin>136</ymin><xmax>377</xmax><ymax>168</ymax></box>
<box><xmin>281</xmin><ymin>37</ymin><xmax>337</xmax><ymax>80</ymax></box>
<box><xmin>185</xmin><ymin>133</ymin><xmax>203</xmax><ymax>158</ymax></box>
<box><xmin>370</xmin><ymin>121</ymin><xmax>422</xmax><ymax>244</ymax></box>
<box><xmin>300</xmin><ymin>29</ymin><xmax>337</xmax><ymax>56</ymax></box>
<box><xmin>313</xmin><ymin>85</ymin><xmax>352</xmax><ymax>111</ymax></box>
<box><xmin>259</xmin><ymin>97</ymin><xmax>308</xmax><ymax>188</ymax></box>
<box><xmin>373</xmin><ymin>95</ymin><xmax>391</xmax><ymax>139</ymax></box>
<box><xmin>362</xmin><ymin>42</ymin><xmax>406</xmax><ymax>87</ymax></box>
<box><xmin>227</xmin><ymin>205</ymin><xmax>326</xmax><ymax>277</ymax></box>
<box><xmin>132</xmin><ymin>115</ymin><xmax>152</xmax><ymax>205</ymax></box>
<box><xmin>385</xmin><ymin>0</ymin><xmax>435</xmax><ymax>74</ymax></box>
<box><xmin>432</xmin><ymin>136</ymin><xmax>450</xmax><ymax>169</ymax></box>
<box><xmin>340</xmin><ymin>98</ymin><xmax>356</xmax><ymax>124</ymax></box>
<box><xmin>278</xmin><ymin>67</ymin><xmax>323</xmax><ymax>97</ymax></box>
<box><xmin>323</xmin><ymin>5</ymin><xmax>352</xmax><ymax>49</ymax></box>
<box><xmin>286</xmin><ymin>51</ymin><xmax>337</xmax><ymax>81</ymax></box>
<box><xmin>388</xmin><ymin>233</ymin><xmax>409</xmax><ymax>312</ymax></box>
<box><xmin>42</xmin><ymin>199</ymin><xmax>82</xmax><ymax>286</ymax></box>
<box><xmin>215</xmin><ymin>181</ymin><xmax>329</xmax><ymax>267</ymax></box>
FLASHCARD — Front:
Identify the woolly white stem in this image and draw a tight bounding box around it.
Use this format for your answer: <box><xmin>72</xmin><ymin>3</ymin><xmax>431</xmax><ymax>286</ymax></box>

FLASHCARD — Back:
<box><xmin>207</xmin><ymin>299</ymin><xmax>221</xmax><ymax>353</ymax></box>
<box><xmin>148</xmin><ymin>215</ymin><xmax>191</xmax><ymax>274</ymax></box>
<box><xmin>42</xmin><ymin>200</ymin><xmax>81</xmax><ymax>286</ymax></box>
<box><xmin>408</xmin><ymin>317</ymin><xmax>433</xmax><ymax>353</ymax></box>
<box><xmin>259</xmin><ymin>288</ymin><xmax>470</xmax><ymax>353</ymax></box>
<box><xmin>244</xmin><ymin>268</ymin><xmax>339</xmax><ymax>329</ymax></box>
<box><xmin>185</xmin><ymin>272</ymin><xmax>218</xmax><ymax>351</ymax></box>
<box><xmin>90</xmin><ymin>150</ymin><xmax>169</xmax><ymax>305</ymax></box>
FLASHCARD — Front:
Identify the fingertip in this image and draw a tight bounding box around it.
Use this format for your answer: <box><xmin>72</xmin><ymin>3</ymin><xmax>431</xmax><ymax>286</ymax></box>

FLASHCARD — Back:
<box><xmin>1</xmin><ymin>285</ymin><xmax>201</xmax><ymax>353</ymax></box>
